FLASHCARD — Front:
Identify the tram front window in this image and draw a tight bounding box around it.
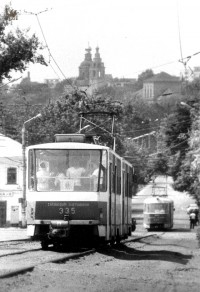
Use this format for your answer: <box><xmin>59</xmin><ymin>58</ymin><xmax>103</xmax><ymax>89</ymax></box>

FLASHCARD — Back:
<box><xmin>28</xmin><ymin>149</ymin><xmax>107</xmax><ymax>192</ymax></box>
<box><xmin>146</xmin><ymin>203</ymin><xmax>169</xmax><ymax>214</ymax></box>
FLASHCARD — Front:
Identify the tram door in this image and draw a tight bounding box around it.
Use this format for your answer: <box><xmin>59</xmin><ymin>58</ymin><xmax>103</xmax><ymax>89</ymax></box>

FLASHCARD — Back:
<box><xmin>125</xmin><ymin>172</ymin><xmax>129</xmax><ymax>232</ymax></box>
<box><xmin>109</xmin><ymin>160</ymin><xmax>117</xmax><ymax>239</ymax></box>
<box><xmin>109</xmin><ymin>163</ymin><xmax>112</xmax><ymax>238</ymax></box>
<box><xmin>122</xmin><ymin>171</ymin><xmax>125</xmax><ymax>233</ymax></box>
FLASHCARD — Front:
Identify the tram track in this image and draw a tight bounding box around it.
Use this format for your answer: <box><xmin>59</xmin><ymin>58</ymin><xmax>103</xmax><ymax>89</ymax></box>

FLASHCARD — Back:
<box><xmin>0</xmin><ymin>232</ymin><xmax>160</xmax><ymax>280</ymax></box>
<box><xmin>0</xmin><ymin>247</ymin><xmax>95</xmax><ymax>279</ymax></box>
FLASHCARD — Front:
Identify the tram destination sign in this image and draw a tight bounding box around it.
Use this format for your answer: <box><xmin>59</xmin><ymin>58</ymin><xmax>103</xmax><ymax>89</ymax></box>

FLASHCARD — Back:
<box><xmin>35</xmin><ymin>201</ymin><xmax>107</xmax><ymax>222</ymax></box>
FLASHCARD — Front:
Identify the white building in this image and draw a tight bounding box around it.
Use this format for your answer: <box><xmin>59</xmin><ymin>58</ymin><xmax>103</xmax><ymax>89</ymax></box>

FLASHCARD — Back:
<box><xmin>0</xmin><ymin>133</ymin><xmax>23</xmax><ymax>227</ymax></box>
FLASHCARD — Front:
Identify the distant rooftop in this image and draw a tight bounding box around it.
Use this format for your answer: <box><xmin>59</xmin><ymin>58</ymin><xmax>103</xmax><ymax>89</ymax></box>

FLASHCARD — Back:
<box><xmin>144</xmin><ymin>72</ymin><xmax>180</xmax><ymax>83</ymax></box>
<box><xmin>0</xmin><ymin>133</ymin><xmax>22</xmax><ymax>158</ymax></box>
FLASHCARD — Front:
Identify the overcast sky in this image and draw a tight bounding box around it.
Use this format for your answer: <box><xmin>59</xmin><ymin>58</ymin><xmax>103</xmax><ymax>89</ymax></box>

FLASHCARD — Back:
<box><xmin>1</xmin><ymin>0</ymin><xmax>200</xmax><ymax>83</ymax></box>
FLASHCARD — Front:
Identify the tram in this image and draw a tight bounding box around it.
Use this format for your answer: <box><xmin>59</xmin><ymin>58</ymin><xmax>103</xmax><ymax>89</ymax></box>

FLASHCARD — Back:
<box><xmin>143</xmin><ymin>194</ymin><xmax>174</xmax><ymax>231</ymax></box>
<box><xmin>26</xmin><ymin>133</ymin><xmax>134</xmax><ymax>249</ymax></box>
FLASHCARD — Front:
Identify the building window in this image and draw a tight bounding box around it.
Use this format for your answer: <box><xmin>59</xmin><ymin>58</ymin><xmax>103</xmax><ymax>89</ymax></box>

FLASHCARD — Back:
<box><xmin>7</xmin><ymin>168</ymin><xmax>17</xmax><ymax>184</ymax></box>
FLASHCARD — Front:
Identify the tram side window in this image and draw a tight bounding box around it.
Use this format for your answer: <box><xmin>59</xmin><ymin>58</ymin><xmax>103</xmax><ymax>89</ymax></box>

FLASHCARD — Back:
<box><xmin>28</xmin><ymin>150</ymin><xmax>35</xmax><ymax>190</ymax></box>
<box><xmin>128</xmin><ymin>170</ymin><xmax>133</xmax><ymax>198</ymax></box>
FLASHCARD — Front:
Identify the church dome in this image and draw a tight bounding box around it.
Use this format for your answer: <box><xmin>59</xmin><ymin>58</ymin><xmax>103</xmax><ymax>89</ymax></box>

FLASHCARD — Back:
<box><xmin>80</xmin><ymin>47</ymin><xmax>93</xmax><ymax>67</ymax></box>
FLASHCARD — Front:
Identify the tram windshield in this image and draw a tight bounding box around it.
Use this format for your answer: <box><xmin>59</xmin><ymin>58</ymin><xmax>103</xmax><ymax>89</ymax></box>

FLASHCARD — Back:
<box><xmin>145</xmin><ymin>203</ymin><xmax>169</xmax><ymax>214</ymax></box>
<box><xmin>28</xmin><ymin>149</ymin><xmax>107</xmax><ymax>192</ymax></box>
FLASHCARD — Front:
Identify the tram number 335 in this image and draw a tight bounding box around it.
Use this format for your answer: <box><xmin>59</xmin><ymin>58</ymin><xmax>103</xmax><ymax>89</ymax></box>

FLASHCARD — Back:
<box><xmin>59</xmin><ymin>207</ymin><xmax>76</xmax><ymax>215</ymax></box>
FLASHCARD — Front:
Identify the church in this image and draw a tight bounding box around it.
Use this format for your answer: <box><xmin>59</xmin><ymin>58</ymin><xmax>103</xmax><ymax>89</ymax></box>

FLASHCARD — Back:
<box><xmin>75</xmin><ymin>46</ymin><xmax>111</xmax><ymax>94</ymax></box>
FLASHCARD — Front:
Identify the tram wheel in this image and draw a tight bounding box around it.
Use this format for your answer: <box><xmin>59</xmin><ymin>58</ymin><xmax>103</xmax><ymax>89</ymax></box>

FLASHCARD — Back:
<box><xmin>41</xmin><ymin>240</ymin><xmax>49</xmax><ymax>250</ymax></box>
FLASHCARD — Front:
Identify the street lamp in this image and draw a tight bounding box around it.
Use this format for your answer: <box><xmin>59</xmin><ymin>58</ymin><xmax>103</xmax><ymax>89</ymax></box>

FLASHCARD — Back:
<box><xmin>21</xmin><ymin>113</ymin><xmax>42</xmax><ymax>228</ymax></box>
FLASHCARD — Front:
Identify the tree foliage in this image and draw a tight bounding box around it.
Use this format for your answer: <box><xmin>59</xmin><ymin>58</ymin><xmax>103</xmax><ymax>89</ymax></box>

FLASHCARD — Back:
<box><xmin>164</xmin><ymin>80</ymin><xmax>200</xmax><ymax>199</ymax></box>
<box><xmin>21</xmin><ymin>90</ymin><xmax>124</xmax><ymax>153</ymax></box>
<box><xmin>165</xmin><ymin>104</ymin><xmax>191</xmax><ymax>156</ymax></box>
<box><xmin>123</xmin><ymin>139</ymin><xmax>149</xmax><ymax>185</ymax></box>
<box><xmin>0</xmin><ymin>5</ymin><xmax>46</xmax><ymax>82</ymax></box>
<box><xmin>147</xmin><ymin>153</ymin><xmax>169</xmax><ymax>176</ymax></box>
<box><xmin>135</xmin><ymin>69</ymin><xmax>154</xmax><ymax>90</ymax></box>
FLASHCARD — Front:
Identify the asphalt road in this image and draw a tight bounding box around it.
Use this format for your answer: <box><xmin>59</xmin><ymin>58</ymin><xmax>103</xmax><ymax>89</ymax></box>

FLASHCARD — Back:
<box><xmin>132</xmin><ymin>175</ymin><xmax>196</xmax><ymax>229</ymax></box>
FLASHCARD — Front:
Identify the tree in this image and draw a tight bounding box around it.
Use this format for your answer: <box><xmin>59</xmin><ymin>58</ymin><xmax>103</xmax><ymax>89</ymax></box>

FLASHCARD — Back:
<box><xmin>0</xmin><ymin>5</ymin><xmax>46</xmax><ymax>82</ymax></box>
<box><xmin>135</xmin><ymin>69</ymin><xmax>154</xmax><ymax>90</ymax></box>
<box><xmin>165</xmin><ymin>103</ymin><xmax>192</xmax><ymax>156</ymax></box>
<box><xmin>178</xmin><ymin>111</ymin><xmax>200</xmax><ymax>202</ymax></box>
<box><xmin>163</xmin><ymin>81</ymin><xmax>200</xmax><ymax>195</ymax></box>
<box><xmin>123</xmin><ymin>139</ymin><xmax>149</xmax><ymax>186</ymax></box>
<box><xmin>15</xmin><ymin>79</ymin><xmax>51</xmax><ymax>105</ymax></box>
<box><xmin>147</xmin><ymin>153</ymin><xmax>169</xmax><ymax>176</ymax></box>
<box><xmin>20</xmin><ymin>90</ymin><xmax>125</xmax><ymax>151</ymax></box>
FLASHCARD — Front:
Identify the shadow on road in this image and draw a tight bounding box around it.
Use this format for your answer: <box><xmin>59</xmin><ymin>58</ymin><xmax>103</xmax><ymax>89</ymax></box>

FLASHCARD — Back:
<box><xmin>171</xmin><ymin>228</ymin><xmax>191</xmax><ymax>232</ymax></box>
<box><xmin>97</xmin><ymin>243</ymin><xmax>192</xmax><ymax>265</ymax></box>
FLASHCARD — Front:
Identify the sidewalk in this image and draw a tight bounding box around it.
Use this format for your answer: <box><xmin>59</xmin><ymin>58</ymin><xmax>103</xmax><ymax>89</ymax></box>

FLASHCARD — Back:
<box><xmin>0</xmin><ymin>227</ymin><xmax>30</xmax><ymax>242</ymax></box>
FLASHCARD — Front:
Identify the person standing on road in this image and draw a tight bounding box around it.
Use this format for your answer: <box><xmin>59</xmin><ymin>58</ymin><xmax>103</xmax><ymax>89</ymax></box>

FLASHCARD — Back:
<box><xmin>189</xmin><ymin>212</ymin><xmax>196</xmax><ymax>229</ymax></box>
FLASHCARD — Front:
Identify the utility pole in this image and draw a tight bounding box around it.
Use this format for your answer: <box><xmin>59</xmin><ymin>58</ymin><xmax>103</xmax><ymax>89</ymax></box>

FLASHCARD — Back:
<box><xmin>21</xmin><ymin>113</ymin><xmax>42</xmax><ymax>228</ymax></box>
<box><xmin>0</xmin><ymin>102</ymin><xmax>5</xmax><ymax>135</ymax></box>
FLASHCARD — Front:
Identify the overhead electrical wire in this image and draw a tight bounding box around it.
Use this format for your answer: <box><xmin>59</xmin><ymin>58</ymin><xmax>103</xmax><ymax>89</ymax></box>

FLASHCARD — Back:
<box><xmin>23</xmin><ymin>9</ymin><xmax>75</xmax><ymax>89</ymax></box>
<box><xmin>17</xmin><ymin>7</ymin><xmax>200</xmax><ymax>93</ymax></box>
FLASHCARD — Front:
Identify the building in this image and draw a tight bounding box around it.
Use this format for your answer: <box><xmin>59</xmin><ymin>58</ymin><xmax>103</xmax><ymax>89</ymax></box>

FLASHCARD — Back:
<box><xmin>44</xmin><ymin>78</ymin><xmax>59</xmax><ymax>88</ymax></box>
<box><xmin>142</xmin><ymin>72</ymin><xmax>182</xmax><ymax>102</ymax></box>
<box><xmin>0</xmin><ymin>134</ymin><xmax>23</xmax><ymax>227</ymax></box>
<box><xmin>76</xmin><ymin>46</ymin><xmax>111</xmax><ymax>95</ymax></box>
<box><xmin>113</xmin><ymin>78</ymin><xmax>136</xmax><ymax>88</ymax></box>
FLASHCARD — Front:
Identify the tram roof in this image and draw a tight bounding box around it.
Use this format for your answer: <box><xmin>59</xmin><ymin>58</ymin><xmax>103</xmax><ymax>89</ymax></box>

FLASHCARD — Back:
<box><xmin>27</xmin><ymin>142</ymin><xmax>109</xmax><ymax>150</ymax></box>
<box><xmin>144</xmin><ymin>196</ymin><xmax>174</xmax><ymax>204</ymax></box>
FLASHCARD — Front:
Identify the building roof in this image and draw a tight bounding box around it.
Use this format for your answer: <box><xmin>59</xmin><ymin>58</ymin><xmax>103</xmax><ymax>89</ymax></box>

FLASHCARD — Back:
<box><xmin>0</xmin><ymin>133</ymin><xmax>22</xmax><ymax>158</ymax></box>
<box><xmin>144</xmin><ymin>72</ymin><xmax>180</xmax><ymax>83</ymax></box>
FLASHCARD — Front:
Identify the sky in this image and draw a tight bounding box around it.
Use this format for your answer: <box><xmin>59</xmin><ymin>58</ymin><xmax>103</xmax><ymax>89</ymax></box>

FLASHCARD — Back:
<box><xmin>1</xmin><ymin>0</ymin><xmax>200</xmax><ymax>84</ymax></box>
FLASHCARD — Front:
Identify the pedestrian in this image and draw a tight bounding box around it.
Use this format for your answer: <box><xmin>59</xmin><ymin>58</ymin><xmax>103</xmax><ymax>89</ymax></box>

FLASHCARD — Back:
<box><xmin>189</xmin><ymin>212</ymin><xmax>196</xmax><ymax>229</ymax></box>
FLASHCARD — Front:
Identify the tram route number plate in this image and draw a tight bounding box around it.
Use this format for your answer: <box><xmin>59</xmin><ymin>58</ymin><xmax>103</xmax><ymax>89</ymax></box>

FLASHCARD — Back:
<box><xmin>59</xmin><ymin>207</ymin><xmax>75</xmax><ymax>216</ymax></box>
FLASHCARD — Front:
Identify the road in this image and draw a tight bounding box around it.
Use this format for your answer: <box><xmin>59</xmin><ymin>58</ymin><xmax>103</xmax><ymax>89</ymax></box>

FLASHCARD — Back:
<box><xmin>0</xmin><ymin>176</ymin><xmax>200</xmax><ymax>292</ymax></box>
<box><xmin>132</xmin><ymin>175</ymin><xmax>195</xmax><ymax>229</ymax></box>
